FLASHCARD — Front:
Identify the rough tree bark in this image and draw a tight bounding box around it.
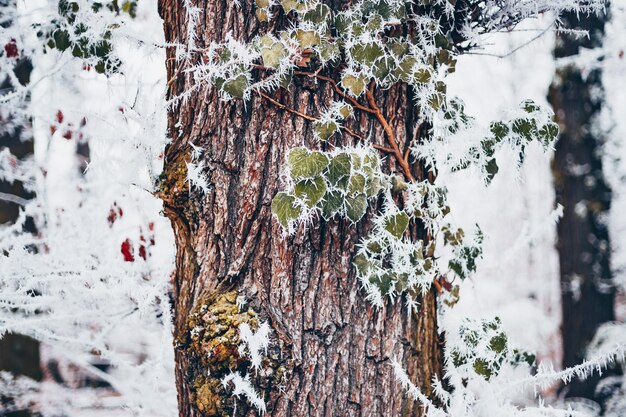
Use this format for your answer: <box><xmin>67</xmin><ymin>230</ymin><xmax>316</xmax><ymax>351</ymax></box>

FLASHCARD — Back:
<box><xmin>158</xmin><ymin>1</ymin><xmax>441</xmax><ymax>416</ymax></box>
<box><xmin>550</xmin><ymin>7</ymin><xmax>615</xmax><ymax>403</ymax></box>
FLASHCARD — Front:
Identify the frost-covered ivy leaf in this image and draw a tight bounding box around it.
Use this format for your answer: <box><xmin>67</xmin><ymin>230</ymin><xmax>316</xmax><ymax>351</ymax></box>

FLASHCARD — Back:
<box><xmin>314</xmin><ymin>120</ymin><xmax>338</xmax><ymax>141</ymax></box>
<box><xmin>256</xmin><ymin>9</ymin><xmax>269</xmax><ymax>21</ymax></box>
<box><xmin>303</xmin><ymin>3</ymin><xmax>330</xmax><ymax>24</ymax></box>
<box><xmin>511</xmin><ymin>118</ymin><xmax>537</xmax><ymax>141</ymax></box>
<box><xmin>348</xmin><ymin>173</ymin><xmax>366</xmax><ymax>195</ymax></box>
<box><xmin>320</xmin><ymin>190</ymin><xmax>344</xmax><ymax>220</ymax></box>
<box><xmin>337</xmin><ymin>104</ymin><xmax>352</xmax><ymax>119</ymax></box>
<box><xmin>485</xmin><ymin>158</ymin><xmax>499</xmax><ymax>183</ymax></box>
<box><xmin>222</xmin><ymin>74</ymin><xmax>249</xmax><ymax>98</ymax></box>
<box><xmin>388</xmin><ymin>39</ymin><xmax>409</xmax><ymax>58</ymax></box>
<box><xmin>272</xmin><ymin>192</ymin><xmax>302</xmax><ymax>228</ymax></box>
<box><xmin>281</xmin><ymin>0</ymin><xmax>309</xmax><ymax>13</ymax></box>
<box><xmin>373</xmin><ymin>56</ymin><xmax>395</xmax><ymax>83</ymax></box>
<box><xmin>353</xmin><ymin>253</ymin><xmax>371</xmax><ymax>275</ymax></box>
<box><xmin>350</xmin><ymin>43</ymin><xmax>385</xmax><ymax>65</ymax></box>
<box><xmin>294</xmin><ymin>29</ymin><xmax>321</xmax><ymax>48</ymax></box>
<box><xmin>341</xmin><ymin>73</ymin><xmax>367</xmax><ymax>97</ymax></box>
<box><xmin>288</xmin><ymin>148</ymin><xmax>330</xmax><ymax>179</ymax></box>
<box><xmin>365</xmin><ymin>13</ymin><xmax>384</xmax><ymax>32</ymax></box>
<box><xmin>327</xmin><ymin>153</ymin><xmax>351</xmax><ymax>186</ymax></box>
<box><xmin>413</xmin><ymin>67</ymin><xmax>432</xmax><ymax>84</ymax></box>
<box><xmin>345</xmin><ymin>193</ymin><xmax>367</xmax><ymax>222</ymax></box>
<box><xmin>383</xmin><ymin>212</ymin><xmax>409</xmax><ymax>238</ymax></box>
<box><xmin>489</xmin><ymin>333</ymin><xmax>508</xmax><ymax>354</ymax></box>
<box><xmin>335</xmin><ymin>13</ymin><xmax>357</xmax><ymax>36</ymax></box>
<box><xmin>521</xmin><ymin>99</ymin><xmax>541</xmax><ymax>114</ymax></box>
<box><xmin>319</xmin><ymin>39</ymin><xmax>340</xmax><ymax>63</ymax></box>
<box><xmin>365</xmin><ymin>177</ymin><xmax>383</xmax><ymax>197</ymax></box>
<box><xmin>260</xmin><ymin>36</ymin><xmax>288</xmax><ymax>68</ymax></box>
<box><xmin>490</xmin><ymin>121</ymin><xmax>509</xmax><ymax>141</ymax></box>
<box><xmin>395</xmin><ymin>56</ymin><xmax>417</xmax><ymax>82</ymax></box>
<box><xmin>538</xmin><ymin>122</ymin><xmax>559</xmax><ymax>145</ymax></box>
<box><xmin>294</xmin><ymin>176</ymin><xmax>327</xmax><ymax>208</ymax></box>
<box><xmin>362</xmin><ymin>0</ymin><xmax>392</xmax><ymax>19</ymax></box>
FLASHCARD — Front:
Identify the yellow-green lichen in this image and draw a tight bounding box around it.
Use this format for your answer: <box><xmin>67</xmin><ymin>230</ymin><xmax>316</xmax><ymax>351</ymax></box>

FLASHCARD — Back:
<box><xmin>157</xmin><ymin>152</ymin><xmax>189</xmax><ymax>202</ymax></box>
<box><xmin>184</xmin><ymin>291</ymin><xmax>262</xmax><ymax>416</ymax></box>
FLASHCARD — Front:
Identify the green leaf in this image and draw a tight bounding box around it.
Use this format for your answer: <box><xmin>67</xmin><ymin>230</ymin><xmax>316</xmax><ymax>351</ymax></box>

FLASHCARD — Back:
<box><xmin>353</xmin><ymin>253</ymin><xmax>370</xmax><ymax>275</ymax></box>
<box><xmin>260</xmin><ymin>36</ymin><xmax>288</xmax><ymax>68</ymax></box>
<box><xmin>288</xmin><ymin>148</ymin><xmax>330</xmax><ymax>179</ymax></box>
<box><xmin>341</xmin><ymin>73</ymin><xmax>367</xmax><ymax>97</ymax></box>
<box><xmin>511</xmin><ymin>118</ymin><xmax>537</xmax><ymax>141</ymax></box>
<box><xmin>348</xmin><ymin>173</ymin><xmax>366</xmax><ymax>195</ymax></box>
<box><xmin>387</xmin><ymin>39</ymin><xmax>410</xmax><ymax>58</ymax></box>
<box><xmin>272</xmin><ymin>193</ymin><xmax>302</xmax><ymax>228</ymax></box>
<box><xmin>327</xmin><ymin>153</ymin><xmax>352</xmax><ymax>186</ymax></box>
<box><xmin>319</xmin><ymin>39</ymin><xmax>340</xmax><ymax>63</ymax></box>
<box><xmin>489</xmin><ymin>333</ymin><xmax>508</xmax><ymax>354</ymax></box>
<box><xmin>314</xmin><ymin>120</ymin><xmax>338</xmax><ymax>141</ymax></box>
<box><xmin>383</xmin><ymin>212</ymin><xmax>409</xmax><ymax>238</ymax></box>
<box><xmin>303</xmin><ymin>3</ymin><xmax>330</xmax><ymax>24</ymax></box>
<box><xmin>294</xmin><ymin>29</ymin><xmax>320</xmax><ymax>48</ymax></box>
<box><xmin>413</xmin><ymin>67</ymin><xmax>432</xmax><ymax>83</ymax></box>
<box><xmin>395</xmin><ymin>56</ymin><xmax>416</xmax><ymax>82</ymax></box>
<box><xmin>521</xmin><ymin>99</ymin><xmax>541</xmax><ymax>114</ymax></box>
<box><xmin>338</xmin><ymin>104</ymin><xmax>352</xmax><ymax>119</ymax></box>
<box><xmin>294</xmin><ymin>176</ymin><xmax>328</xmax><ymax>208</ymax></box>
<box><xmin>222</xmin><ymin>74</ymin><xmax>249</xmax><ymax>98</ymax></box>
<box><xmin>345</xmin><ymin>193</ymin><xmax>368</xmax><ymax>222</ymax></box>
<box><xmin>335</xmin><ymin>13</ymin><xmax>357</xmax><ymax>36</ymax></box>
<box><xmin>320</xmin><ymin>191</ymin><xmax>344</xmax><ymax>219</ymax></box>
<box><xmin>538</xmin><ymin>122</ymin><xmax>559</xmax><ymax>145</ymax></box>
<box><xmin>350</xmin><ymin>42</ymin><xmax>385</xmax><ymax>65</ymax></box>
<box><xmin>490</xmin><ymin>121</ymin><xmax>509</xmax><ymax>141</ymax></box>
<box><xmin>485</xmin><ymin>158</ymin><xmax>499</xmax><ymax>183</ymax></box>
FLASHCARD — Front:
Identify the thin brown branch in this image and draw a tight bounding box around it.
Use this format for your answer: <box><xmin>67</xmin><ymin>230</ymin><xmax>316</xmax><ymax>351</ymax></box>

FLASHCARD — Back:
<box><xmin>256</xmin><ymin>90</ymin><xmax>318</xmax><ymax>122</ymax></box>
<box><xmin>365</xmin><ymin>85</ymin><xmax>415</xmax><ymax>182</ymax></box>
<box><xmin>294</xmin><ymin>71</ymin><xmax>376</xmax><ymax>114</ymax></box>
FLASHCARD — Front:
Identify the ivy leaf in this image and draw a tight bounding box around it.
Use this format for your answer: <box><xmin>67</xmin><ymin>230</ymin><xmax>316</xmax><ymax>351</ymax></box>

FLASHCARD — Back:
<box><xmin>272</xmin><ymin>193</ymin><xmax>302</xmax><ymax>228</ymax></box>
<box><xmin>294</xmin><ymin>29</ymin><xmax>321</xmax><ymax>49</ymax></box>
<box><xmin>349</xmin><ymin>42</ymin><xmax>385</xmax><ymax>65</ymax></box>
<box><xmin>337</xmin><ymin>104</ymin><xmax>352</xmax><ymax>119</ymax></box>
<box><xmin>490</xmin><ymin>121</ymin><xmax>509</xmax><ymax>141</ymax></box>
<box><xmin>341</xmin><ymin>73</ymin><xmax>367</xmax><ymax>97</ymax></box>
<box><xmin>260</xmin><ymin>36</ymin><xmax>288</xmax><ymax>68</ymax></box>
<box><xmin>303</xmin><ymin>3</ymin><xmax>330</xmax><ymax>24</ymax></box>
<box><xmin>320</xmin><ymin>191</ymin><xmax>344</xmax><ymax>220</ymax></box>
<box><xmin>327</xmin><ymin>153</ymin><xmax>352</xmax><ymax>185</ymax></box>
<box><xmin>294</xmin><ymin>176</ymin><xmax>327</xmax><ymax>208</ymax></box>
<box><xmin>521</xmin><ymin>99</ymin><xmax>541</xmax><ymax>114</ymax></box>
<box><xmin>538</xmin><ymin>122</ymin><xmax>559</xmax><ymax>145</ymax></box>
<box><xmin>383</xmin><ymin>212</ymin><xmax>409</xmax><ymax>238</ymax></box>
<box><xmin>314</xmin><ymin>120</ymin><xmax>339</xmax><ymax>141</ymax></box>
<box><xmin>288</xmin><ymin>148</ymin><xmax>330</xmax><ymax>179</ymax></box>
<box><xmin>345</xmin><ymin>193</ymin><xmax>368</xmax><ymax>222</ymax></box>
<box><xmin>222</xmin><ymin>74</ymin><xmax>249</xmax><ymax>98</ymax></box>
<box><xmin>348</xmin><ymin>173</ymin><xmax>366</xmax><ymax>195</ymax></box>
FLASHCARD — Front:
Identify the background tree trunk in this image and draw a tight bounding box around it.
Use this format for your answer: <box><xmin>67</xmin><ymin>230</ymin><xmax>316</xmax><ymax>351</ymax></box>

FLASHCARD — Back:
<box><xmin>550</xmin><ymin>7</ymin><xmax>616</xmax><ymax>404</ymax></box>
<box><xmin>158</xmin><ymin>1</ymin><xmax>441</xmax><ymax>416</ymax></box>
<box><xmin>0</xmin><ymin>52</ymin><xmax>42</xmax><ymax>416</ymax></box>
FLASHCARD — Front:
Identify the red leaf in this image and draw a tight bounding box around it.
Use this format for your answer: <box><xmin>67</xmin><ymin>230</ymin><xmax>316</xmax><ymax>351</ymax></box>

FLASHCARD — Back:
<box><xmin>4</xmin><ymin>39</ymin><xmax>18</xmax><ymax>58</ymax></box>
<box><xmin>138</xmin><ymin>245</ymin><xmax>147</xmax><ymax>261</ymax></box>
<box><xmin>121</xmin><ymin>239</ymin><xmax>134</xmax><ymax>262</ymax></box>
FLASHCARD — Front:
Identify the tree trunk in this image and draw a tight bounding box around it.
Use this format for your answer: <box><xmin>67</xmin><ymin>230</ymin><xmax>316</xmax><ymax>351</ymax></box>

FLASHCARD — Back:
<box><xmin>550</xmin><ymin>7</ymin><xmax>615</xmax><ymax>403</ymax></box>
<box><xmin>0</xmin><ymin>53</ymin><xmax>42</xmax><ymax>416</ymax></box>
<box><xmin>158</xmin><ymin>1</ymin><xmax>441</xmax><ymax>416</ymax></box>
